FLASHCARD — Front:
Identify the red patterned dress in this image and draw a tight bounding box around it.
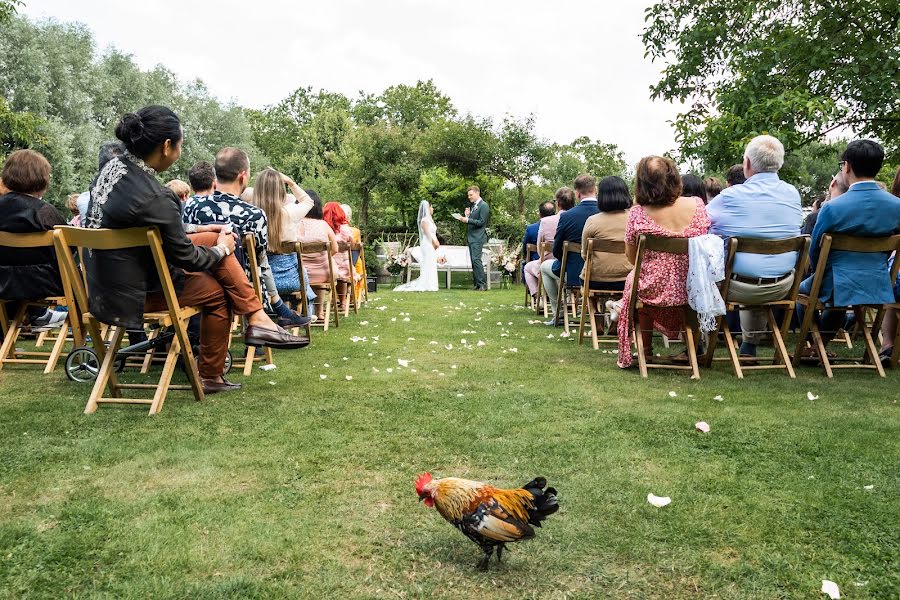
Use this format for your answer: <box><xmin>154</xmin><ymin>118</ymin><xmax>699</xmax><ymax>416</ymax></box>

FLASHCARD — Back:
<box><xmin>617</xmin><ymin>197</ymin><xmax>710</xmax><ymax>368</ymax></box>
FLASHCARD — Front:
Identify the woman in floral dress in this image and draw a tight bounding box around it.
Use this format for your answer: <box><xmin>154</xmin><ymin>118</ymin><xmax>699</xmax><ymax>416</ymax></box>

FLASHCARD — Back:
<box><xmin>617</xmin><ymin>156</ymin><xmax>710</xmax><ymax>369</ymax></box>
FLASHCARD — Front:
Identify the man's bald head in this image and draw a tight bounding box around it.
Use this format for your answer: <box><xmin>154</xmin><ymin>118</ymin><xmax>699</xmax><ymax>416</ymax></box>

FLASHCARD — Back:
<box><xmin>215</xmin><ymin>147</ymin><xmax>250</xmax><ymax>183</ymax></box>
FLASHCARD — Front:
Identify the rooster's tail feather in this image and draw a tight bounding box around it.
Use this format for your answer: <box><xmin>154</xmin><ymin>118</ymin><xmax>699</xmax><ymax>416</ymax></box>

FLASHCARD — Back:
<box><xmin>520</xmin><ymin>477</ymin><xmax>559</xmax><ymax>527</ymax></box>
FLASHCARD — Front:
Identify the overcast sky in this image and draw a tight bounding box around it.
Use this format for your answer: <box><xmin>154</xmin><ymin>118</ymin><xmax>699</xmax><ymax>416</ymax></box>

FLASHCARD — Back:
<box><xmin>22</xmin><ymin>0</ymin><xmax>682</xmax><ymax>164</ymax></box>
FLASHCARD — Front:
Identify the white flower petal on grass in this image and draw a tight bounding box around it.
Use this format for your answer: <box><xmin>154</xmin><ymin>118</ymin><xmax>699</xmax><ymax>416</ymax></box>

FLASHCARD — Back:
<box><xmin>342</xmin><ymin>357</ymin><xmax>348</xmax><ymax>361</ymax></box>
<box><xmin>430</xmin><ymin>341</ymin><xmax>438</xmax><ymax>345</ymax></box>
<box><xmin>345</xmin><ymin>375</ymin><xmax>353</xmax><ymax>381</ymax></box>
<box><xmin>695</xmin><ymin>421</ymin><xmax>711</xmax><ymax>433</ymax></box>
<box><xmin>323</xmin><ymin>363</ymin><xmax>331</xmax><ymax>368</ymax></box>
<box><xmin>375</xmin><ymin>306</ymin><xmax>387</xmax><ymax>311</ymax></box>
<box><xmin>647</xmin><ymin>493</ymin><xmax>672</xmax><ymax>508</ymax></box>
<box><xmin>713</xmin><ymin>395</ymin><xmax>724</xmax><ymax>401</ymax></box>
<box><xmin>821</xmin><ymin>580</ymin><xmax>840</xmax><ymax>599</ymax></box>
<box><xmin>391</xmin><ymin>317</ymin><xmax>397</xmax><ymax>322</ymax></box>
<box><xmin>359</xmin><ymin>320</ymin><xmax>369</xmax><ymax>325</ymax></box>
<box><xmin>398</xmin><ymin>359</ymin><xmax>410</xmax><ymax>367</ymax></box>
<box><xmin>477</xmin><ymin>340</ymin><xmax>486</xmax><ymax>347</ymax></box>
<box><xmin>496</xmin><ymin>321</ymin><xmax>503</xmax><ymax>326</ymax></box>
<box><xmin>259</xmin><ymin>364</ymin><xmax>277</xmax><ymax>371</ymax></box>
<box><xmin>372</xmin><ymin>367</ymin><xmax>380</xmax><ymax>373</ymax></box>
<box><xmin>403</xmin><ymin>317</ymin><xmax>410</xmax><ymax>322</ymax></box>
<box><xmin>807</xmin><ymin>391</ymin><xmax>819</xmax><ymax>401</ymax></box>
<box><xmin>386</xmin><ymin>368</ymin><xmax>394</xmax><ymax>373</ymax></box>
<box><xmin>445</xmin><ymin>344</ymin><xmax>453</xmax><ymax>350</ymax></box>
<box><xmin>450</xmin><ymin>365</ymin><xmax>457</xmax><ymax>369</ymax></box>
<box><xmin>457</xmin><ymin>393</ymin><xmax>464</xmax><ymax>398</ymax></box>
<box><xmin>559</xmin><ymin>331</ymin><xmax>570</xmax><ymax>338</ymax></box>
<box><xmin>268</xmin><ymin>381</ymin><xmax>276</xmax><ymax>386</ymax></box>
<box><xmin>668</xmin><ymin>391</ymin><xmax>678</xmax><ymax>398</ymax></box>
<box><xmin>460</xmin><ymin>339</ymin><xmax>467</xmax><ymax>345</ymax></box>
<box><xmin>863</xmin><ymin>484</ymin><xmax>874</xmax><ymax>490</ymax></box>
<box><xmin>546</xmin><ymin>334</ymin><xmax>555</xmax><ymax>339</ymax></box>
<box><xmin>407</xmin><ymin>337</ymin><xmax>415</xmax><ymax>341</ymax></box>
<box><xmin>509</xmin><ymin>348</ymin><xmax>518</xmax><ymax>353</ymax></box>
<box><xmin>507</xmin><ymin>322</ymin><xmax>513</xmax><ymax>325</ymax></box>
<box><xmin>319</xmin><ymin>374</ymin><xmax>327</xmax><ymax>380</ymax></box>
<box><xmin>410</xmin><ymin>368</ymin><xmax>417</xmax><ymax>373</ymax></box>
<box><xmin>438</xmin><ymin>372</ymin><xmax>446</xmax><ymax>376</ymax></box>
<box><xmin>367</xmin><ymin>353</ymin><xmax>373</xmax><ymax>357</ymax></box>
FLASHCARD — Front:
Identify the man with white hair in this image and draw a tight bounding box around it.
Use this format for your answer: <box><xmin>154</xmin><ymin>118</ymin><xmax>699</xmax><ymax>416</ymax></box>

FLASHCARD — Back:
<box><xmin>706</xmin><ymin>135</ymin><xmax>803</xmax><ymax>358</ymax></box>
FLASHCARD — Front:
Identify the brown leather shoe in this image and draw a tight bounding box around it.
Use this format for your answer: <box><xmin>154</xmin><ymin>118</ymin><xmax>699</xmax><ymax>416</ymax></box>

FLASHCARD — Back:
<box><xmin>202</xmin><ymin>377</ymin><xmax>242</xmax><ymax>395</ymax></box>
<box><xmin>244</xmin><ymin>325</ymin><xmax>310</xmax><ymax>349</ymax></box>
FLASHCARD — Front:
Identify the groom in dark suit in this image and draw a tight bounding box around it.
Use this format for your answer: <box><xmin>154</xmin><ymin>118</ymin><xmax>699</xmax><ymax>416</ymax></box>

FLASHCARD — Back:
<box><xmin>456</xmin><ymin>185</ymin><xmax>490</xmax><ymax>290</ymax></box>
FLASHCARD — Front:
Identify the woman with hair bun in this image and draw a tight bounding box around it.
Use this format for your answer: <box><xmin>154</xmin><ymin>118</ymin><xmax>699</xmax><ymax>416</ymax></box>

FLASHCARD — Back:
<box><xmin>86</xmin><ymin>105</ymin><xmax>308</xmax><ymax>394</ymax></box>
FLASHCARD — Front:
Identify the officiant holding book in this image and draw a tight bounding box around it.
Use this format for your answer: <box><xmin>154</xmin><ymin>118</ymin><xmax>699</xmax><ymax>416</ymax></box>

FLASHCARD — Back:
<box><xmin>454</xmin><ymin>185</ymin><xmax>490</xmax><ymax>290</ymax></box>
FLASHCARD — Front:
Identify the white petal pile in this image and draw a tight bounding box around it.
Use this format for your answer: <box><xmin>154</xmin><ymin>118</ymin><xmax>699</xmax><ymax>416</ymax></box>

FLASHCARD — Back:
<box><xmin>647</xmin><ymin>493</ymin><xmax>672</xmax><ymax>508</ymax></box>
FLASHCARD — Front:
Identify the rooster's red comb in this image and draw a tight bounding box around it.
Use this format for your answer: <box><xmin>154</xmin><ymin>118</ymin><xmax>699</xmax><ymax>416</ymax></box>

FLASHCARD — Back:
<box><xmin>415</xmin><ymin>472</ymin><xmax>432</xmax><ymax>494</ymax></box>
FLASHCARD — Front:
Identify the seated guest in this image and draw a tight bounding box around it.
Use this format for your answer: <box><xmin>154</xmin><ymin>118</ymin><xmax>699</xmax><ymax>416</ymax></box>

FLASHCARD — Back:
<box><xmin>725</xmin><ymin>163</ymin><xmax>746</xmax><ymax>187</ymax></box>
<box><xmin>66</xmin><ymin>192</ymin><xmax>82</xmax><ymax>226</ymax></box>
<box><xmin>185</xmin><ymin>160</ymin><xmax>216</xmax><ymax>211</ymax></box>
<box><xmin>707</xmin><ymin>135</ymin><xmax>802</xmax><ymax>358</ymax></box>
<box><xmin>799</xmin><ymin>139</ymin><xmax>900</xmax><ymax>357</ymax></box>
<box><xmin>803</xmin><ymin>173</ymin><xmax>849</xmax><ymax>236</ymax></box>
<box><xmin>183</xmin><ymin>148</ymin><xmax>309</xmax><ymax>327</ymax></box>
<box><xmin>579</xmin><ymin>175</ymin><xmax>633</xmax><ymax>292</ymax></box>
<box><xmin>84</xmin><ymin>106</ymin><xmax>307</xmax><ymax>394</ymax></box>
<box><xmin>522</xmin><ymin>205</ymin><xmax>545</xmax><ymax>268</ymax></box>
<box><xmin>165</xmin><ymin>179</ymin><xmax>191</xmax><ymax>202</ymax></box>
<box><xmin>249</xmin><ymin>168</ymin><xmax>317</xmax><ymax>319</ymax></box>
<box><xmin>323</xmin><ymin>201</ymin><xmax>355</xmax><ymax>311</ymax></box>
<box><xmin>541</xmin><ymin>176</ymin><xmax>599</xmax><ymax>324</ymax></box>
<box><xmin>522</xmin><ymin>200</ymin><xmax>556</xmax><ymax>298</ymax></box>
<box><xmin>681</xmin><ymin>173</ymin><xmax>707</xmax><ymax>203</ymax></box>
<box><xmin>0</xmin><ymin>150</ymin><xmax>68</xmax><ymax>329</ymax></box>
<box><xmin>704</xmin><ymin>177</ymin><xmax>723</xmax><ymax>203</ymax></box>
<box><xmin>77</xmin><ymin>141</ymin><xmax>125</xmax><ymax>222</ymax></box>
<box><xmin>294</xmin><ymin>190</ymin><xmax>339</xmax><ymax>320</ymax></box>
<box><xmin>617</xmin><ymin>156</ymin><xmax>710</xmax><ymax>369</ymax></box>
<box><xmin>340</xmin><ymin>203</ymin><xmax>366</xmax><ymax>302</ymax></box>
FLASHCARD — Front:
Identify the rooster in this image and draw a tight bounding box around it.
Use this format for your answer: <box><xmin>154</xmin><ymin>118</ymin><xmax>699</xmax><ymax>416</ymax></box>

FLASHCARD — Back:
<box><xmin>415</xmin><ymin>472</ymin><xmax>559</xmax><ymax>570</ymax></box>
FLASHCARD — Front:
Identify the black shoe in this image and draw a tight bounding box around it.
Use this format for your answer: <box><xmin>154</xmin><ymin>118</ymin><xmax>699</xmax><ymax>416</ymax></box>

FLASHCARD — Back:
<box><xmin>244</xmin><ymin>325</ymin><xmax>310</xmax><ymax>349</ymax></box>
<box><xmin>277</xmin><ymin>312</ymin><xmax>313</xmax><ymax>328</ymax></box>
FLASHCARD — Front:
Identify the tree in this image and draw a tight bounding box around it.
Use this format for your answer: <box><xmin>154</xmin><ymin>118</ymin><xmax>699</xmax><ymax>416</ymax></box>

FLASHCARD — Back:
<box><xmin>643</xmin><ymin>0</ymin><xmax>900</xmax><ymax>170</ymax></box>
<box><xmin>490</xmin><ymin>115</ymin><xmax>546</xmax><ymax>216</ymax></box>
<box><xmin>419</xmin><ymin>115</ymin><xmax>497</xmax><ymax>178</ymax></box>
<box><xmin>353</xmin><ymin>79</ymin><xmax>455</xmax><ymax>130</ymax></box>
<box><xmin>0</xmin><ymin>0</ymin><xmax>21</xmax><ymax>25</ymax></box>
<box><xmin>541</xmin><ymin>136</ymin><xmax>628</xmax><ymax>189</ymax></box>
<box><xmin>334</xmin><ymin>121</ymin><xmax>421</xmax><ymax>229</ymax></box>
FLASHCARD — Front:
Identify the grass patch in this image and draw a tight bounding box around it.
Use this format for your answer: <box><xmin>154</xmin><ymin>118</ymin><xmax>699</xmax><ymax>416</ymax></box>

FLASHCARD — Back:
<box><xmin>1</xmin><ymin>287</ymin><xmax>898</xmax><ymax>598</ymax></box>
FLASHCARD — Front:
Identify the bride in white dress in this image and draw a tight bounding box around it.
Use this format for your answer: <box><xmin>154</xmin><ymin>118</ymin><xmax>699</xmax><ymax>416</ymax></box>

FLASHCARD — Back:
<box><xmin>394</xmin><ymin>201</ymin><xmax>440</xmax><ymax>292</ymax></box>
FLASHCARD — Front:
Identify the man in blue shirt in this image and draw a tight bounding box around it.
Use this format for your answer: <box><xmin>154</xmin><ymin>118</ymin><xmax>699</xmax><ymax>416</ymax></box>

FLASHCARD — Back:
<box><xmin>799</xmin><ymin>139</ymin><xmax>900</xmax><ymax>354</ymax></box>
<box><xmin>541</xmin><ymin>174</ymin><xmax>599</xmax><ymax>324</ymax></box>
<box><xmin>707</xmin><ymin>135</ymin><xmax>802</xmax><ymax>357</ymax></box>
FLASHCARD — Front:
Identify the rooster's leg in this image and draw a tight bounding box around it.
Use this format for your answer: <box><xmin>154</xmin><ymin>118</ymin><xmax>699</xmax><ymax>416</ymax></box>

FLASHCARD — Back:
<box><xmin>496</xmin><ymin>544</ymin><xmax>504</xmax><ymax>563</ymax></box>
<box><xmin>476</xmin><ymin>546</ymin><xmax>494</xmax><ymax>571</ymax></box>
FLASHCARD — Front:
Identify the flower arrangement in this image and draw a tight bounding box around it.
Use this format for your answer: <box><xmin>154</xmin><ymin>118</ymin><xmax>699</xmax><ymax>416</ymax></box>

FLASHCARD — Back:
<box><xmin>492</xmin><ymin>248</ymin><xmax>520</xmax><ymax>275</ymax></box>
<box><xmin>386</xmin><ymin>247</ymin><xmax>412</xmax><ymax>275</ymax></box>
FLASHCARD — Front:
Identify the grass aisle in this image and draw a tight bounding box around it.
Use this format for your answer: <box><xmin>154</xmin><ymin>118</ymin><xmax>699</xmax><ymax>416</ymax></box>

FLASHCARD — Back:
<box><xmin>0</xmin><ymin>287</ymin><xmax>898</xmax><ymax>599</ymax></box>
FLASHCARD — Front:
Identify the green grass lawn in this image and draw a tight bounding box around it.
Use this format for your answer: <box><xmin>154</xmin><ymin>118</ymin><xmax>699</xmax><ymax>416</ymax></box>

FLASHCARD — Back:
<box><xmin>1</xmin><ymin>286</ymin><xmax>898</xmax><ymax>599</ymax></box>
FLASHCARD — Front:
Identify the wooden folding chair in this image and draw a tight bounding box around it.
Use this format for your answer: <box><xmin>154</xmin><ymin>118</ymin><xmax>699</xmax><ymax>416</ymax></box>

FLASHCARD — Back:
<box><xmin>337</xmin><ymin>241</ymin><xmax>359</xmax><ymax>317</ymax></box>
<box><xmin>295</xmin><ymin>241</ymin><xmax>340</xmax><ymax>331</ymax></box>
<box><xmin>702</xmin><ymin>236</ymin><xmax>809</xmax><ymax>378</ymax></box>
<box><xmin>627</xmin><ymin>235</ymin><xmax>702</xmax><ymax>379</ymax></box>
<box><xmin>793</xmin><ymin>233</ymin><xmax>900</xmax><ymax>378</ymax></box>
<box><xmin>228</xmin><ymin>234</ymin><xmax>275</xmax><ymax>376</ymax></box>
<box><xmin>523</xmin><ymin>243</ymin><xmax>538</xmax><ymax>309</ymax></box>
<box><xmin>555</xmin><ymin>241</ymin><xmax>582</xmax><ymax>333</ymax></box>
<box><xmin>0</xmin><ymin>230</ymin><xmax>83</xmax><ymax>374</ymax></box>
<box><xmin>54</xmin><ymin>226</ymin><xmax>204</xmax><ymax>415</ymax></box>
<box><xmin>578</xmin><ymin>237</ymin><xmax>627</xmax><ymax>349</ymax></box>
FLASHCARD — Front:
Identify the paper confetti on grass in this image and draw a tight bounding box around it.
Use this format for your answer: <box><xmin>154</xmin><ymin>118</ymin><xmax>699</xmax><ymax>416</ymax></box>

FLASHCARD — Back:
<box><xmin>647</xmin><ymin>493</ymin><xmax>672</xmax><ymax>508</ymax></box>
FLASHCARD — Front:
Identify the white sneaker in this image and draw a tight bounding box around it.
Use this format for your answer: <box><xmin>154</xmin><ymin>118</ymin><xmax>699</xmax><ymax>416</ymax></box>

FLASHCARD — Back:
<box><xmin>605</xmin><ymin>300</ymin><xmax>624</xmax><ymax>323</ymax></box>
<box><xmin>31</xmin><ymin>309</ymin><xmax>67</xmax><ymax>331</ymax></box>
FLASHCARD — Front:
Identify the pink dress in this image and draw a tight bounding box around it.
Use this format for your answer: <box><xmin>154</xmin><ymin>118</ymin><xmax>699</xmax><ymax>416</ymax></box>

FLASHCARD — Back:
<box><xmin>617</xmin><ymin>197</ymin><xmax>710</xmax><ymax>368</ymax></box>
<box><xmin>332</xmin><ymin>224</ymin><xmax>353</xmax><ymax>280</ymax></box>
<box><xmin>296</xmin><ymin>218</ymin><xmax>335</xmax><ymax>284</ymax></box>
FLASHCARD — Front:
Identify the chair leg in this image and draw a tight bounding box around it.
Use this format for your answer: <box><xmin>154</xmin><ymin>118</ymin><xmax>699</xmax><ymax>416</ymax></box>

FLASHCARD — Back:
<box><xmin>793</xmin><ymin>302</ymin><xmax>817</xmax><ymax>369</ymax></box>
<box><xmin>683</xmin><ymin>318</ymin><xmax>700</xmax><ymax>380</ymax></box>
<box><xmin>855</xmin><ymin>307</ymin><xmax>885</xmax><ymax>377</ymax></box>
<box><xmin>171</xmin><ymin>316</ymin><xmax>204</xmax><ymax>403</ymax></box>
<box><xmin>721</xmin><ymin>320</ymin><xmax>743</xmax><ymax>379</ymax></box>
<box><xmin>703</xmin><ymin>316</ymin><xmax>721</xmax><ymax>369</ymax></box>
<box><xmin>767</xmin><ymin>308</ymin><xmax>795</xmax><ymax>378</ymax></box>
<box><xmin>140</xmin><ymin>328</ymin><xmax>160</xmax><ymax>374</ymax></box>
<box><xmin>149</xmin><ymin>334</ymin><xmax>181</xmax><ymax>415</ymax></box>
<box><xmin>243</xmin><ymin>345</ymin><xmax>257</xmax><ymax>376</ymax></box>
<box><xmin>810</xmin><ymin>323</ymin><xmax>834</xmax><ymax>378</ymax></box>
<box><xmin>634</xmin><ymin>317</ymin><xmax>649</xmax><ymax>379</ymax></box>
<box><xmin>0</xmin><ymin>305</ymin><xmax>27</xmax><ymax>369</ymax></box>
<box><xmin>86</xmin><ymin>325</ymin><xmax>126</xmax><ymax>414</ymax></box>
<box><xmin>43</xmin><ymin>316</ymin><xmax>70</xmax><ymax>374</ymax></box>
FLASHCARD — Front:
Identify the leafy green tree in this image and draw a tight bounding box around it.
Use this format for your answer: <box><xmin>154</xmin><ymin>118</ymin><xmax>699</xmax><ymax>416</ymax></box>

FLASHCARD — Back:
<box><xmin>643</xmin><ymin>0</ymin><xmax>900</xmax><ymax>169</ymax></box>
<box><xmin>0</xmin><ymin>0</ymin><xmax>21</xmax><ymax>25</ymax></box>
<box><xmin>541</xmin><ymin>136</ymin><xmax>628</xmax><ymax>189</ymax></box>
<box><xmin>419</xmin><ymin>115</ymin><xmax>497</xmax><ymax>178</ymax></box>
<box><xmin>353</xmin><ymin>79</ymin><xmax>455</xmax><ymax>129</ymax></box>
<box><xmin>490</xmin><ymin>115</ymin><xmax>546</xmax><ymax>216</ymax></box>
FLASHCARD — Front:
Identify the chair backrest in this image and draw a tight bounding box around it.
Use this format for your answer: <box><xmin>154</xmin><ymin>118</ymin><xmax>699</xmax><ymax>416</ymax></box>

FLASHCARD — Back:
<box><xmin>523</xmin><ymin>243</ymin><xmax>538</xmax><ymax>260</ymax></box>
<box><xmin>806</xmin><ymin>233</ymin><xmax>900</xmax><ymax>304</ymax></box>
<box><xmin>583</xmin><ymin>237</ymin><xmax>628</xmax><ymax>290</ymax></box>
<box><xmin>721</xmin><ymin>236</ymin><xmax>811</xmax><ymax>300</ymax></box>
<box><xmin>54</xmin><ymin>226</ymin><xmax>184</xmax><ymax>325</ymax></box>
<box><xmin>242</xmin><ymin>234</ymin><xmax>265</xmax><ymax>302</ymax></box>
<box><xmin>300</xmin><ymin>241</ymin><xmax>333</xmax><ymax>255</ymax></box>
<box><xmin>627</xmin><ymin>234</ymin><xmax>690</xmax><ymax>310</ymax></box>
<box><xmin>0</xmin><ymin>230</ymin><xmax>56</xmax><ymax>248</ymax></box>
